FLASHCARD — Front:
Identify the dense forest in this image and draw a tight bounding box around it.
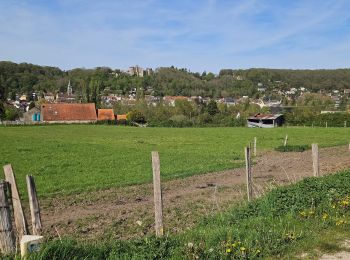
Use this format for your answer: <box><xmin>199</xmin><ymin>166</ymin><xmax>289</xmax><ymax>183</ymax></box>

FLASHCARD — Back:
<box><xmin>1</xmin><ymin>61</ymin><xmax>350</xmax><ymax>103</ymax></box>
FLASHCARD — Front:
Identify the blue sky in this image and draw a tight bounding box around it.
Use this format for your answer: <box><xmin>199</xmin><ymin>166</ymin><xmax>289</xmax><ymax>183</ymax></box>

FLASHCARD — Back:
<box><xmin>1</xmin><ymin>0</ymin><xmax>350</xmax><ymax>73</ymax></box>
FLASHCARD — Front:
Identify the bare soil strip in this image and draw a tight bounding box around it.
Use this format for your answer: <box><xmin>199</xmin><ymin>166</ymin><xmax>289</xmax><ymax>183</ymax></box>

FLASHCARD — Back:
<box><xmin>37</xmin><ymin>145</ymin><xmax>350</xmax><ymax>241</ymax></box>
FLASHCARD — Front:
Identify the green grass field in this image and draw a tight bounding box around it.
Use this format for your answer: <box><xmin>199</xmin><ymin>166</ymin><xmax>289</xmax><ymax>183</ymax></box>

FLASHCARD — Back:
<box><xmin>0</xmin><ymin>125</ymin><xmax>349</xmax><ymax>197</ymax></box>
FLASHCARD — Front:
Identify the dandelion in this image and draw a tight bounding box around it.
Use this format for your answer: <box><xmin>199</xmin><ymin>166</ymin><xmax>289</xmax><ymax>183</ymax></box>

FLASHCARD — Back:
<box><xmin>336</xmin><ymin>219</ymin><xmax>347</xmax><ymax>226</ymax></box>
<box><xmin>231</xmin><ymin>243</ymin><xmax>236</xmax><ymax>247</ymax></box>
<box><xmin>299</xmin><ymin>211</ymin><xmax>307</xmax><ymax>217</ymax></box>
<box><xmin>226</xmin><ymin>248</ymin><xmax>232</xmax><ymax>253</ymax></box>
<box><xmin>340</xmin><ymin>200</ymin><xmax>349</xmax><ymax>207</ymax></box>
<box><xmin>322</xmin><ymin>213</ymin><xmax>328</xmax><ymax>220</ymax></box>
<box><xmin>331</xmin><ymin>204</ymin><xmax>336</xmax><ymax>209</ymax></box>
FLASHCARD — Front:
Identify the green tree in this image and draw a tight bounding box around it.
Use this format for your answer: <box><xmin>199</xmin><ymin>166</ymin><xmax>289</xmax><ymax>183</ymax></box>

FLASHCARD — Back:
<box><xmin>207</xmin><ymin>100</ymin><xmax>219</xmax><ymax>116</ymax></box>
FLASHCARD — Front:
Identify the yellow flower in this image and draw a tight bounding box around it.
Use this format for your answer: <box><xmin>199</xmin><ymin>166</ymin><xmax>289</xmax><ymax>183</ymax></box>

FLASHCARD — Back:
<box><xmin>322</xmin><ymin>213</ymin><xmax>328</xmax><ymax>220</ymax></box>
<box><xmin>226</xmin><ymin>248</ymin><xmax>232</xmax><ymax>253</ymax></box>
<box><xmin>335</xmin><ymin>219</ymin><xmax>346</xmax><ymax>226</ymax></box>
<box><xmin>340</xmin><ymin>200</ymin><xmax>349</xmax><ymax>207</ymax></box>
<box><xmin>240</xmin><ymin>247</ymin><xmax>246</xmax><ymax>251</ymax></box>
<box><xmin>331</xmin><ymin>204</ymin><xmax>336</xmax><ymax>209</ymax></box>
<box><xmin>232</xmin><ymin>243</ymin><xmax>236</xmax><ymax>247</ymax></box>
<box><xmin>299</xmin><ymin>211</ymin><xmax>307</xmax><ymax>217</ymax></box>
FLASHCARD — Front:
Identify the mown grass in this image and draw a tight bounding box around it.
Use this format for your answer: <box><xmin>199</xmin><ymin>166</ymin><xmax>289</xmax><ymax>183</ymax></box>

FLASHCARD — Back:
<box><xmin>0</xmin><ymin>125</ymin><xmax>349</xmax><ymax>198</ymax></box>
<box><xmin>12</xmin><ymin>170</ymin><xmax>350</xmax><ymax>259</ymax></box>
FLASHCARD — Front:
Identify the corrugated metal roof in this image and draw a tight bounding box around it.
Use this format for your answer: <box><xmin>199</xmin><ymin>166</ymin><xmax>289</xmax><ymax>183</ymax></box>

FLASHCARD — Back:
<box><xmin>248</xmin><ymin>113</ymin><xmax>283</xmax><ymax>120</ymax></box>
<box><xmin>97</xmin><ymin>109</ymin><xmax>115</xmax><ymax>121</ymax></box>
<box><xmin>41</xmin><ymin>103</ymin><xmax>97</xmax><ymax>121</ymax></box>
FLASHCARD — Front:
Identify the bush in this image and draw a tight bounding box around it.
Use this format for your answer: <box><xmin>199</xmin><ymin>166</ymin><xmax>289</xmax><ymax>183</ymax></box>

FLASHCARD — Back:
<box><xmin>168</xmin><ymin>114</ymin><xmax>193</xmax><ymax>127</ymax></box>
<box><xmin>275</xmin><ymin>145</ymin><xmax>309</xmax><ymax>152</ymax></box>
<box><xmin>126</xmin><ymin>110</ymin><xmax>146</xmax><ymax>124</ymax></box>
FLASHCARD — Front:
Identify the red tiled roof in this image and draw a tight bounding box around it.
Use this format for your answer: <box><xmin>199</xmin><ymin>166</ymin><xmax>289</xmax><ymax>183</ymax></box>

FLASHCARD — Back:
<box><xmin>97</xmin><ymin>109</ymin><xmax>115</xmax><ymax>121</ymax></box>
<box><xmin>164</xmin><ymin>96</ymin><xmax>189</xmax><ymax>100</ymax></box>
<box><xmin>41</xmin><ymin>103</ymin><xmax>97</xmax><ymax>121</ymax></box>
<box><xmin>116</xmin><ymin>114</ymin><xmax>127</xmax><ymax>120</ymax></box>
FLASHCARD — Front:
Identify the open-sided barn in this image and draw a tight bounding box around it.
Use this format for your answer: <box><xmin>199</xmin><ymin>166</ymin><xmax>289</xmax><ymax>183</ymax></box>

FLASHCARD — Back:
<box><xmin>247</xmin><ymin>113</ymin><xmax>284</xmax><ymax>128</ymax></box>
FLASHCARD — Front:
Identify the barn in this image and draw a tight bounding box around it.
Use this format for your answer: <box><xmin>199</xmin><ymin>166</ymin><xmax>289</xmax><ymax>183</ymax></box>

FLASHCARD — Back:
<box><xmin>247</xmin><ymin>113</ymin><xmax>284</xmax><ymax>128</ymax></box>
<box><xmin>41</xmin><ymin>103</ymin><xmax>97</xmax><ymax>123</ymax></box>
<box><xmin>97</xmin><ymin>109</ymin><xmax>115</xmax><ymax>121</ymax></box>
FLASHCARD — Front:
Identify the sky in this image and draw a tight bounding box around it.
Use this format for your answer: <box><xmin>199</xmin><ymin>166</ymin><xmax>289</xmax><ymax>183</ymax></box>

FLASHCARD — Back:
<box><xmin>1</xmin><ymin>0</ymin><xmax>350</xmax><ymax>73</ymax></box>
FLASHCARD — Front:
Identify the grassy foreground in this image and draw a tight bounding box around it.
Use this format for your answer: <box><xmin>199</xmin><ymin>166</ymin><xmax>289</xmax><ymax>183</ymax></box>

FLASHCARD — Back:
<box><xmin>0</xmin><ymin>125</ymin><xmax>349</xmax><ymax>197</ymax></box>
<box><xmin>11</xmin><ymin>170</ymin><xmax>350</xmax><ymax>259</ymax></box>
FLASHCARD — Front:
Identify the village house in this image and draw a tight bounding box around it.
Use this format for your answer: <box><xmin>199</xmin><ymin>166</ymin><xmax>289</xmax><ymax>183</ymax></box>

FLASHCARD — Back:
<box><xmin>22</xmin><ymin>107</ymin><xmax>41</xmax><ymax>123</ymax></box>
<box><xmin>247</xmin><ymin>113</ymin><xmax>284</xmax><ymax>128</ymax></box>
<box><xmin>163</xmin><ymin>96</ymin><xmax>191</xmax><ymax>106</ymax></box>
<box><xmin>44</xmin><ymin>92</ymin><xmax>55</xmax><ymax>102</ymax></box>
<box><xmin>217</xmin><ymin>97</ymin><xmax>236</xmax><ymax>106</ymax></box>
<box><xmin>144</xmin><ymin>95</ymin><xmax>159</xmax><ymax>106</ymax></box>
<box><xmin>257</xmin><ymin>83</ymin><xmax>267</xmax><ymax>93</ymax></box>
<box><xmin>250</xmin><ymin>99</ymin><xmax>266</xmax><ymax>109</ymax></box>
<box><xmin>41</xmin><ymin>103</ymin><xmax>97</xmax><ymax>123</ymax></box>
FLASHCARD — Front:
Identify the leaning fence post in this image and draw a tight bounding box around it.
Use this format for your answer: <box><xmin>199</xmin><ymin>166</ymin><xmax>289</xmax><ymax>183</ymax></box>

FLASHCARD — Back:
<box><xmin>253</xmin><ymin>137</ymin><xmax>257</xmax><ymax>157</ymax></box>
<box><xmin>26</xmin><ymin>175</ymin><xmax>42</xmax><ymax>236</ymax></box>
<box><xmin>311</xmin><ymin>143</ymin><xmax>319</xmax><ymax>177</ymax></box>
<box><xmin>151</xmin><ymin>151</ymin><xmax>164</xmax><ymax>237</ymax></box>
<box><xmin>0</xmin><ymin>181</ymin><xmax>16</xmax><ymax>255</ymax></box>
<box><xmin>284</xmin><ymin>134</ymin><xmax>288</xmax><ymax>147</ymax></box>
<box><xmin>245</xmin><ymin>147</ymin><xmax>253</xmax><ymax>201</ymax></box>
<box><xmin>3</xmin><ymin>165</ymin><xmax>28</xmax><ymax>238</ymax></box>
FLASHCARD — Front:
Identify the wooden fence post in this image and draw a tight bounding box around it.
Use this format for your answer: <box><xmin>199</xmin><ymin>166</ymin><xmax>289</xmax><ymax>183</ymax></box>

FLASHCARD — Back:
<box><xmin>311</xmin><ymin>143</ymin><xmax>319</xmax><ymax>177</ymax></box>
<box><xmin>345</xmin><ymin>121</ymin><xmax>347</xmax><ymax>128</ymax></box>
<box><xmin>26</xmin><ymin>175</ymin><xmax>42</xmax><ymax>236</ymax></box>
<box><xmin>326</xmin><ymin>122</ymin><xmax>328</xmax><ymax>128</ymax></box>
<box><xmin>151</xmin><ymin>151</ymin><xmax>163</xmax><ymax>237</ymax></box>
<box><xmin>253</xmin><ymin>137</ymin><xmax>257</xmax><ymax>157</ymax></box>
<box><xmin>245</xmin><ymin>147</ymin><xmax>253</xmax><ymax>201</ymax></box>
<box><xmin>3</xmin><ymin>165</ymin><xmax>28</xmax><ymax>238</ymax></box>
<box><xmin>0</xmin><ymin>181</ymin><xmax>16</xmax><ymax>255</ymax></box>
<box><xmin>284</xmin><ymin>134</ymin><xmax>288</xmax><ymax>147</ymax></box>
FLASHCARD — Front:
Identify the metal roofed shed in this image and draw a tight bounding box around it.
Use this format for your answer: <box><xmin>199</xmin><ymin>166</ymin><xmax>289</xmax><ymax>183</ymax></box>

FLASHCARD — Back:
<box><xmin>247</xmin><ymin>113</ymin><xmax>284</xmax><ymax>128</ymax></box>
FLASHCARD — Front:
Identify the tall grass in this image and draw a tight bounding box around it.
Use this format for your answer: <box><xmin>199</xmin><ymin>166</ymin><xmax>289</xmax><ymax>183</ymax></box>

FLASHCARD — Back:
<box><xmin>20</xmin><ymin>170</ymin><xmax>350</xmax><ymax>259</ymax></box>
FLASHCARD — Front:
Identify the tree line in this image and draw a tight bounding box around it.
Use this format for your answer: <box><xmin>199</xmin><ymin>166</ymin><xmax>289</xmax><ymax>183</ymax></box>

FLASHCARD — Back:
<box><xmin>2</xmin><ymin>62</ymin><xmax>350</xmax><ymax>103</ymax></box>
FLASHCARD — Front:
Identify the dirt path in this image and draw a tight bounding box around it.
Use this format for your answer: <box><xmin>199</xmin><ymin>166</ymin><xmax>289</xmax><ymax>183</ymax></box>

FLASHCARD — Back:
<box><xmin>38</xmin><ymin>145</ymin><xmax>350</xmax><ymax>241</ymax></box>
